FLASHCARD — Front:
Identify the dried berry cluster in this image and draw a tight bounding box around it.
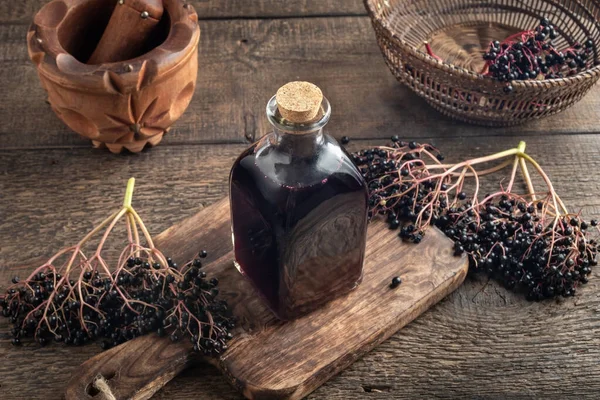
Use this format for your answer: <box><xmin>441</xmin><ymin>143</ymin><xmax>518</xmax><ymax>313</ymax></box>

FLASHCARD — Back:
<box><xmin>350</xmin><ymin>139</ymin><xmax>598</xmax><ymax>300</ymax></box>
<box><xmin>0</xmin><ymin>179</ymin><xmax>235</xmax><ymax>352</ymax></box>
<box><xmin>483</xmin><ymin>18</ymin><xmax>596</xmax><ymax>90</ymax></box>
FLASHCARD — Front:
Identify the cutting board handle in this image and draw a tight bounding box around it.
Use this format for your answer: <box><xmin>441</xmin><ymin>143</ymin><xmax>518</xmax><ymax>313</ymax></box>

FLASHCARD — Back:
<box><xmin>65</xmin><ymin>334</ymin><xmax>201</xmax><ymax>400</ymax></box>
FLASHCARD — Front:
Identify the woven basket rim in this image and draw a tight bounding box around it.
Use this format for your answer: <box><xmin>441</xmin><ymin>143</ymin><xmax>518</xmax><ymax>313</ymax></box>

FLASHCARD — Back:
<box><xmin>363</xmin><ymin>0</ymin><xmax>600</xmax><ymax>88</ymax></box>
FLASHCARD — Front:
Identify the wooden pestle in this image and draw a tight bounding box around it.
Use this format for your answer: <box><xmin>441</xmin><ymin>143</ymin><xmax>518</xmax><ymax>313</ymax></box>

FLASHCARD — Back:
<box><xmin>87</xmin><ymin>0</ymin><xmax>164</xmax><ymax>64</ymax></box>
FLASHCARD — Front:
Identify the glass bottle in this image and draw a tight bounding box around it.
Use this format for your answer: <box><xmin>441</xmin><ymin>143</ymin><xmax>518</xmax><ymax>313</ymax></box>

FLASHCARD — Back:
<box><xmin>229</xmin><ymin>82</ymin><xmax>368</xmax><ymax>320</ymax></box>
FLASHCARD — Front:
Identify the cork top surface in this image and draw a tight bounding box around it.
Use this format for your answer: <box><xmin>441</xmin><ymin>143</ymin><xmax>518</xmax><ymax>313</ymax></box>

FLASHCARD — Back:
<box><xmin>275</xmin><ymin>81</ymin><xmax>323</xmax><ymax>124</ymax></box>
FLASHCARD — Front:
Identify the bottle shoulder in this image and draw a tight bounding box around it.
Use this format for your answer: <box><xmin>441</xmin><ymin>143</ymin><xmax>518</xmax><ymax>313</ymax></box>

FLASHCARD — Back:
<box><xmin>231</xmin><ymin>132</ymin><xmax>364</xmax><ymax>189</ymax></box>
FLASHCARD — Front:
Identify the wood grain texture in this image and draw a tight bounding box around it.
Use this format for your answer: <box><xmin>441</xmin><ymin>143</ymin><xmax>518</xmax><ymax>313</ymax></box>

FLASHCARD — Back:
<box><xmin>64</xmin><ymin>198</ymin><xmax>467</xmax><ymax>399</ymax></box>
<box><xmin>0</xmin><ymin>0</ymin><xmax>366</xmax><ymax>24</ymax></box>
<box><xmin>1</xmin><ymin>135</ymin><xmax>600</xmax><ymax>399</ymax></box>
<box><xmin>2</xmin><ymin>18</ymin><xmax>600</xmax><ymax>150</ymax></box>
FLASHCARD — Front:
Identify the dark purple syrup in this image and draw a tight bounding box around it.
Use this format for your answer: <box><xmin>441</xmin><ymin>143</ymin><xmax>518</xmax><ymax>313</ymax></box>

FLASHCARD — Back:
<box><xmin>230</xmin><ymin>132</ymin><xmax>368</xmax><ymax>320</ymax></box>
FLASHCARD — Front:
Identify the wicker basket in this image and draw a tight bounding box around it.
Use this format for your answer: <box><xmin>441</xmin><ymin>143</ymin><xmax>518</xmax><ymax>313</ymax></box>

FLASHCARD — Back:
<box><xmin>364</xmin><ymin>0</ymin><xmax>600</xmax><ymax>126</ymax></box>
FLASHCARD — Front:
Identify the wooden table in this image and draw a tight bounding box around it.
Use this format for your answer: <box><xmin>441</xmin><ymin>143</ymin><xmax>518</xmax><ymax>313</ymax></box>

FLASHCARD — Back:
<box><xmin>1</xmin><ymin>1</ymin><xmax>600</xmax><ymax>398</ymax></box>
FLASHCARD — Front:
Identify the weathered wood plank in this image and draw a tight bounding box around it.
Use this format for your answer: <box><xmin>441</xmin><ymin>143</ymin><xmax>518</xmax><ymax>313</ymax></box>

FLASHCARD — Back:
<box><xmin>1</xmin><ymin>19</ymin><xmax>600</xmax><ymax>149</ymax></box>
<box><xmin>0</xmin><ymin>0</ymin><xmax>366</xmax><ymax>25</ymax></box>
<box><xmin>1</xmin><ymin>135</ymin><xmax>600</xmax><ymax>399</ymax></box>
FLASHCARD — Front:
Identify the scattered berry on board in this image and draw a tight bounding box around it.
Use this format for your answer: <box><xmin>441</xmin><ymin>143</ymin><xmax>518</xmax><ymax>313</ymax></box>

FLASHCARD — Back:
<box><xmin>390</xmin><ymin>276</ymin><xmax>402</xmax><ymax>288</ymax></box>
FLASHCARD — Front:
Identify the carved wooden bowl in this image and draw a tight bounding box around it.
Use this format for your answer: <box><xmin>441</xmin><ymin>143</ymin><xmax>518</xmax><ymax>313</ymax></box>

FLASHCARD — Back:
<box><xmin>27</xmin><ymin>0</ymin><xmax>200</xmax><ymax>153</ymax></box>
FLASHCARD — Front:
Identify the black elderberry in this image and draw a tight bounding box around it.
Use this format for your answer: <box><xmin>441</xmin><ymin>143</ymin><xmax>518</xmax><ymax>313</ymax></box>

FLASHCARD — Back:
<box><xmin>390</xmin><ymin>276</ymin><xmax>402</xmax><ymax>288</ymax></box>
<box><xmin>199</xmin><ymin>250</ymin><xmax>208</xmax><ymax>258</ymax></box>
<box><xmin>581</xmin><ymin>221</ymin><xmax>588</xmax><ymax>230</ymax></box>
<box><xmin>341</xmin><ymin>136</ymin><xmax>350</xmax><ymax>145</ymax></box>
<box><xmin>570</xmin><ymin>217</ymin><xmax>579</xmax><ymax>226</ymax></box>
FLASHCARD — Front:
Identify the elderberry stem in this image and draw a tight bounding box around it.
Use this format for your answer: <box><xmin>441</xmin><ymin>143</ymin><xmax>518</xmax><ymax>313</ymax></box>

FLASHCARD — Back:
<box><xmin>508</xmin><ymin>141</ymin><xmax>527</xmax><ymax>194</ymax></box>
<box><xmin>424</xmin><ymin>41</ymin><xmax>442</xmax><ymax>61</ymax></box>
<box><xmin>427</xmin><ymin>158</ymin><xmax>513</xmax><ymax>177</ymax></box>
<box><xmin>128</xmin><ymin>213</ymin><xmax>141</xmax><ymax>257</ymax></box>
<box><xmin>128</xmin><ymin>208</ymin><xmax>155</xmax><ymax>249</ymax></box>
<box><xmin>127</xmin><ymin>208</ymin><xmax>170</xmax><ymax>271</ymax></box>
<box><xmin>123</xmin><ymin>177</ymin><xmax>135</xmax><ymax>208</ymax></box>
<box><xmin>416</xmin><ymin>146</ymin><xmax>522</xmax><ymax>184</ymax></box>
<box><xmin>518</xmin><ymin>152</ymin><xmax>568</xmax><ymax>215</ymax></box>
<box><xmin>94</xmin><ymin>207</ymin><xmax>128</xmax><ymax>258</ymax></box>
<box><xmin>519</xmin><ymin>156</ymin><xmax>537</xmax><ymax>202</ymax></box>
<box><xmin>506</xmin><ymin>154</ymin><xmax>520</xmax><ymax>193</ymax></box>
<box><xmin>76</xmin><ymin>210</ymin><xmax>120</xmax><ymax>249</ymax></box>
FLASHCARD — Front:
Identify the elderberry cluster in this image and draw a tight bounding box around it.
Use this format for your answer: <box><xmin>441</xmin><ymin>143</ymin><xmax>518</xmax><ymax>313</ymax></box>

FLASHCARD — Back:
<box><xmin>484</xmin><ymin>18</ymin><xmax>596</xmax><ymax>90</ymax></box>
<box><xmin>350</xmin><ymin>137</ymin><xmax>444</xmax><ymax>227</ymax></box>
<box><xmin>439</xmin><ymin>199</ymin><xmax>597</xmax><ymax>300</ymax></box>
<box><xmin>349</xmin><ymin>139</ymin><xmax>598</xmax><ymax>300</ymax></box>
<box><xmin>0</xmin><ymin>251</ymin><xmax>235</xmax><ymax>354</ymax></box>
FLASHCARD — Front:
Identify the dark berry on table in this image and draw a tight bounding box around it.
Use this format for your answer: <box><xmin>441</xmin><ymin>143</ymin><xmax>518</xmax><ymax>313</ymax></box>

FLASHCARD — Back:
<box><xmin>389</xmin><ymin>219</ymin><xmax>400</xmax><ymax>230</ymax></box>
<box><xmin>390</xmin><ymin>276</ymin><xmax>402</xmax><ymax>288</ymax></box>
<box><xmin>341</xmin><ymin>136</ymin><xmax>350</xmax><ymax>145</ymax></box>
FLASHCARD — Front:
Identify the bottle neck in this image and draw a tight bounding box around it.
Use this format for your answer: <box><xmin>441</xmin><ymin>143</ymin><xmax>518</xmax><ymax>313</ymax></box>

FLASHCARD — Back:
<box><xmin>272</xmin><ymin>128</ymin><xmax>325</xmax><ymax>157</ymax></box>
<box><xmin>266</xmin><ymin>94</ymin><xmax>331</xmax><ymax>158</ymax></box>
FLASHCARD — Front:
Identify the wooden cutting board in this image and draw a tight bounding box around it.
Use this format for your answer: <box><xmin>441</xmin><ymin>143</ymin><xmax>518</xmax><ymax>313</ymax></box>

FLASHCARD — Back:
<box><xmin>65</xmin><ymin>197</ymin><xmax>468</xmax><ymax>400</ymax></box>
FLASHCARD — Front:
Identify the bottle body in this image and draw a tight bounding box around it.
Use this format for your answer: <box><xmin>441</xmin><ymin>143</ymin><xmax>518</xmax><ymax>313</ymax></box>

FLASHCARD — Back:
<box><xmin>229</xmin><ymin>127</ymin><xmax>368</xmax><ymax>320</ymax></box>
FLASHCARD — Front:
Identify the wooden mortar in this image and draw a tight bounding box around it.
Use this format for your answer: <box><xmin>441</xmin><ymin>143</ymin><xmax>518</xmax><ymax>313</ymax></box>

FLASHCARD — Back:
<box><xmin>27</xmin><ymin>0</ymin><xmax>200</xmax><ymax>153</ymax></box>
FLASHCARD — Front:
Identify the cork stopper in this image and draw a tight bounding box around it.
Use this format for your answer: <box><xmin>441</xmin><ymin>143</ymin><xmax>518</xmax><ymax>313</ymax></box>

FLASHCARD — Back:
<box><xmin>275</xmin><ymin>81</ymin><xmax>323</xmax><ymax>124</ymax></box>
